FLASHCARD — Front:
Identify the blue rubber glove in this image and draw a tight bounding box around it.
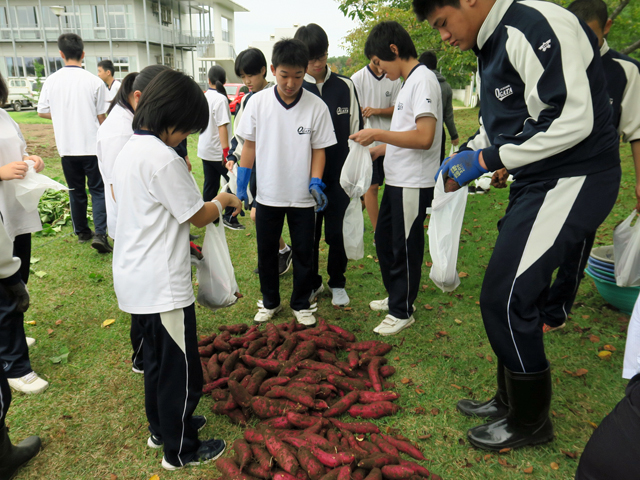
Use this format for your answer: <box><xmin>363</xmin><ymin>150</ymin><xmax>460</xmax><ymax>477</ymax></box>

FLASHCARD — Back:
<box><xmin>309</xmin><ymin>177</ymin><xmax>328</xmax><ymax>212</ymax></box>
<box><xmin>236</xmin><ymin>166</ymin><xmax>251</xmax><ymax>202</ymax></box>
<box><xmin>435</xmin><ymin>149</ymin><xmax>488</xmax><ymax>186</ymax></box>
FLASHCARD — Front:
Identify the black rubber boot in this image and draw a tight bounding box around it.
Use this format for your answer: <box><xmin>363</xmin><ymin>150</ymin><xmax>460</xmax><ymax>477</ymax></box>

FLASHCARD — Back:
<box><xmin>466</xmin><ymin>365</ymin><xmax>554</xmax><ymax>451</ymax></box>
<box><xmin>457</xmin><ymin>360</ymin><xmax>509</xmax><ymax>419</ymax></box>
<box><xmin>0</xmin><ymin>422</ymin><xmax>42</xmax><ymax>480</ymax></box>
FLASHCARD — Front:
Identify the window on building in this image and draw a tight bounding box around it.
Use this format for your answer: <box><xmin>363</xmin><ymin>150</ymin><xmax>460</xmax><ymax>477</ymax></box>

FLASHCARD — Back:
<box><xmin>97</xmin><ymin>56</ymin><xmax>131</xmax><ymax>79</ymax></box>
<box><xmin>48</xmin><ymin>57</ymin><xmax>64</xmax><ymax>73</ymax></box>
<box><xmin>92</xmin><ymin>5</ymin><xmax>107</xmax><ymax>39</ymax></box>
<box><xmin>108</xmin><ymin>5</ymin><xmax>128</xmax><ymax>39</ymax></box>
<box><xmin>13</xmin><ymin>6</ymin><xmax>40</xmax><ymax>39</ymax></box>
<box><xmin>0</xmin><ymin>7</ymin><xmax>12</xmax><ymax>40</ymax></box>
<box><xmin>24</xmin><ymin>57</ymin><xmax>45</xmax><ymax>77</ymax></box>
<box><xmin>5</xmin><ymin>56</ymin><xmax>24</xmax><ymax>77</ymax></box>
<box><xmin>221</xmin><ymin>16</ymin><xmax>229</xmax><ymax>42</ymax></box>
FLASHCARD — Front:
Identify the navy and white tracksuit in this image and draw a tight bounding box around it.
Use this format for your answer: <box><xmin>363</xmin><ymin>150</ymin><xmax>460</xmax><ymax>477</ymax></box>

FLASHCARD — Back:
<box><xmin>542</xmin><ymin>39</ymin><xmax>640</xmax><ymax>327</ymax></box>
<box><xmin>462</xmin><ymin>0</ymin><xmax>621</xmax><ymax>373</ymax></box>
<box><xmin>302</xmin><ymin>70</ymin><xmax>363</xmax><ymax>290</ymax></box>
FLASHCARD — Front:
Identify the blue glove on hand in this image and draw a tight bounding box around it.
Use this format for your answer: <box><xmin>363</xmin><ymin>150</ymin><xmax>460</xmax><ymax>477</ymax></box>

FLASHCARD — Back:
<box><xmin>309</xmin><ymin>177</ymin><xmax>328</xmax><ymax>212</ymax></box>
<box><xmin>435</xmin><ymin>149</ymin><xmax>488</xmax><ymax>186</ymax></box>
<box><xmin>236</xmin><ymin>166</ymin><xmax>251</xmax><ymax>202</ymax></box>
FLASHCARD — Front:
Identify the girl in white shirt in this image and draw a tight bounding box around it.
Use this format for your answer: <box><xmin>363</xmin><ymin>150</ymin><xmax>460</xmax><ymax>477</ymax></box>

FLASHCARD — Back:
<box><xmin>0</xmin><ymin>73</ymin><xmax>49</xmax><ymax>395</ymax></box>
<box><xmin>111</xmin><ymin>69</ymin><xmax>240</xmax><ymax>471</ymax></box>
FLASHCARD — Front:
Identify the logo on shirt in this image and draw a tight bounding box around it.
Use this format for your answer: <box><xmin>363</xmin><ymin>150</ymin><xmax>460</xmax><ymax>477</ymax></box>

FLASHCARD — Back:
<box><xmin>397</xmin><ymin>103</ymin><xmax>404</xmax><ymax>111</ymax></box>
<box><xmin>336</xmin><ymin>107</ymin><xmax>349</xmax><ymax>115</ymax></box>
<box><xmin>385</xmin><ymin>91</ymin><xmax>392</xmax><ymax>97</ymax></box>
<box><xmin>297</xmin><ymin>126</ymin><xmax>312</xmax><ymax>135</ymax></box>
<box><xmin>495</xmin><ymin>85</ymin><xmax>513</xmax><ymax>101</ymax></box>
<box><xmin>538</xmin><ymin>39</ymin><xmax>551</xmax><ymax>52</ymax></box>
<box><xmin>426</xmin><ymin>98</ymin><xmax>431</xmax><ymax>103</ymax></box>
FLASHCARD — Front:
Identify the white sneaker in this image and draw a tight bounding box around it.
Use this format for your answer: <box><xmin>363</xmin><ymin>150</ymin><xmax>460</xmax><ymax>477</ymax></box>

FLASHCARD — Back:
<box><xmin>8</xmin><ymin>371</ymin><xmax>49</xmax><ymax>394</ymax></box>
<box><xmin>309</xmin><ymin>284</ymin><xmax>324</xmax><ymax>303</ymax></box>
<box><xmin>374</xmin><ymin>314</ymin><xmax>415</xmax><ymax>336</ymax></box>
<box><xmin>369</xmin><ymin>297</ymin><xmax>389</xmax><ymax>311</ymax></box>
<box><xmin>26</xmin><ymin>337</ymin><xmax>36</xmax><ymax>348</ymax></box>
<box><xmin>293</xmin><ymin>303</ymin><xmax>318</xmax><ymax>326</ymax></box>
<box><xmin>254</xmin><ymin>300</ymin><xmax>282</xmax><ymax>324</ymax></box>
<box><xmin>330</xmin><ymin>287</ymin><xmax>350</xmax><ymax>307</ymax></box>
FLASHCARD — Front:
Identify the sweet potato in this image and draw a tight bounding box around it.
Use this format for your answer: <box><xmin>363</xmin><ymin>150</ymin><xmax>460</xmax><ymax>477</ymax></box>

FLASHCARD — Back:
<box><xmin>233</xmin><ymin>439</ymin><xmax>252</xmax><ymax>471</ymax></box>
<box><xmin>218</xmin><ymin>352</ymin><xmax>230</xmax><ymax>363</ymax></box>
<box><xmin>298</xmin><ymin>446</ymin><xmax>326</xmax><ymax>480</ymax></box>
<box><xmin>379</xmin><ymin>366</ymin><xmax>396</xmax><ymax>378</ymax></box>
<box><xmin>398</xmin><ymin>459</ymin><xmax>430</xmax><ymax>478</ymax></box>
<box><xmin>367</xmin><ymin>356</ymin><xmax>387</xmax><ymax>393</ymax></box>
<box><xmin>327</xmin><ymin>324</ymin><xmax>356</xmax><ymax>342</ymax></box>
<box><xmin>327</xmin><ymin>374</ymin><xmax>368</xmax><ymax>392</ymax></box>
<box><xmin>291</xmin><ymin>370</ymin><xmax>323</xmax><ymax>385</ymax></box>
<box><xmin>316</xmin><ymin>349</ymin><xmax>338</xmax><ymax>364</ymax></box>
<box><xmin>203</xmin><ymin>377</ymin><xmax>228</xmax><ymax>393</ymax></box>
<box><xmin>251</xmin><ymin>397</ymin><xmax>306</xmax><ymax>419</ymax></box>
<box><xmin>242</xmin><ymin>355</ymin><xmax>283</xmax><ymax>374</ymax></box>
<box><xmin>229</xmin><ymin>366</ymin><xmax>251</xmax><ymax>383</ymax></box>
<box><xmin>265</xmin><ymin>432</ymin><xmax>300</xmax><ymax>475</ymax></box>
<box><xmin>268</xmin><ymin>345</ymin><xmax>283</xmax><ymax>360</ymax></box>
<box><xmin>254</xmin><ymin>346</ymin><xmax>271</xmax><ymax>358</ymax></box>
<box><xmin>348</xmin><ymin>402</ymin><xmax>400</xmax><ymax>419</ymax></box>
<box><xmin>329</xmin><ymin>419</ymin><xmax>380</xmax><ymax>434</ymax></box>
<box><xmin>336</xmin><ymin>465</ymin><xmax>351</xmax><ymax>480</ymax></box>
<box><xmin>273</xmin><ymin>472</ymin><xmax>299</xmax><ymax>480</ymax></box>
<box><xmin>319</xmin><ymin>469</ymin><xmax>342</xmax><ymax>480</ymax></box>
<box><xmin>216</xmin><ymin>457</ymin><xmax>241</xmax><ymax>477</ymax></box>
<box><xmin>357</xmin><ymin>454</ymin><xmax>399</xmax><ymax>469</ymax></box>
<box><xmin>213</xmin><ymin>331</ymin><xmax>232</xmax><ymax>352</ymax></box>
<box><xmin>198</xmin><ymin>333</ymin><xmax>217</xmax><ymax>347</ymax></box>
<box><xmin>290</xmin><ymin>340</ymin><xmax>317</xmax><ymax>364</ymax></box>
<box><xmin>347</xmin><ymin>350</ymin><xmax>360</xmax><ymax>369</ymax></box>
<box><xmin>299</xmin><ymin>360</ymin><xmax>344</xmax><ymax>376</ymax></box>
<box><xmin>359</xmin><ymin>440</ymin><xmax>382</xmax><ymax>455</ymax></box>
<box><xmin>245</xmin><ymin>463</ymin><xmax>272</xmax><ymax>480</ymax></box>
<box><xmin>326</xmin><ymin>429</ymin><xmax>340</xmax><ymax>445</ymax></box>
<box><xmin>347</xmin><ymin>341</ymin><xmax>382</xmax><ymax>352</ymax></box>
<box><xmin>244</xmin><ymin>428</ymin><xmax>265</xmax><ymax>444</ymax></box>
<box><xmin>259</xmin><ymin>376</ymin><xmax>291</xmax><ymax>396</ymax></box>
<box><xmin>210</xmin><ymin>389</ymin><xmax>229</xmax><ymax>401</ymax></box>
<box><xmin>199</xmin><ymin>343</ymin><xmax>215</xmax><ymax>357</ymax></box>
<box><xmin>240</xmin><ymin>372</ymin><xmax>252</xmax><ymax>388</ymax></box>
<box><xmin>224</xmin><ymin>407</ymin><xmax>248</xmax><ymax>426</ymax></box>
<box><xmin>266</xmin><ymin>323</ymin><xmax>280</xmax><ymax>351</ymax></box>
<box><xmin>308</xmin><ymin>446</ymin><xmax>355</xmax><ymax>468</ymax></box>
<box><xmin>359</xmin><ymin>343</ymin><xmax>393</xmax><ymax>364</ymax></box>
<box><xmin>207</xmin><ymin>354</ymin><xmax>221</xmax><ymax>380</ymax></box>
<box><xmin>221</xmin><ymin>350</ymin><xmax>241</xmax><ymax>377</ymax></box>
<box><xmin>279</xmin><ymin>361</ymin><xmax>299</xmax><ymax>377</ymax></box>
<box><xmin>259</xmin><ymin>416</ymin><xmax>293</xmax><ymax>429</ymax></box>
<box><xmin>380</xmin><ymin>465</ymin><xmax>414</xmax><ymax>479</ymax></box>
<box><xmin>277</xmin><ymin>336</ymin><xmax>298</xmax><ymax>361</ymax></box>
<box><xmin>370</xmin><ymin>434</ymin><xmax>399</xmax><ymax>457</ymax></box>
<box><xmin>359</xmin><ymin>391</ymin><xmax>399</xmax><ymax>404</ymax></box>
<box><xmin>352</xmin><ymin>468</ymin><xmax>368</xmax><ymax>480</ymax></box>
<box><xmin>246</xmin><ymin>367</ymin><xmax>269</xmax><ymax>396</ymax></box>
<box><xmin>251</xmin><ymin>443</ymin><xmax>272</xmax><ymax>468</ymax></box>
<box><xmin>323</xmin><ymin>390</ymin><xmax>359</xmax><ymax>418</ymax></box>
<box><xmin>228</xmin><ymin>379</ymin><xmax>253</xmax><ymax>409</ymax></box>
<box><xmin>266</xmin><ymin>386</ymin><xmax>316</xmax><ymax>408</ymax></box>
<box><xmin>333</xmin><ymin>361</ymin><xmax>356</xmax><ymax>378</ymax></box>
<box><xmin>363</xmin><ymin>468</ymin><xmax>383</xmax><ymax>480</ymax></box>
<box><xmin>219</xmin><ymin>323</ymin><xmax>249</xmax><ymax>334</ymax></box>
<box><xmin>202</xmin><ymin>362</ymin><xmax>212</xmax><ymax>384</ymax></box>
<box><xmin>296</xmin><ymin>333</ymin><xmax>339</xmax><ymax>351</ymax></box>
<box><xmin>247</xmin><ymin>338</ymin><xmax>268</xmax><ymax>356</ymax></box>
<box><xmin>381</xmin><ymin>435</ymin><xmax>425</xmax><ymax>461</ymax></box>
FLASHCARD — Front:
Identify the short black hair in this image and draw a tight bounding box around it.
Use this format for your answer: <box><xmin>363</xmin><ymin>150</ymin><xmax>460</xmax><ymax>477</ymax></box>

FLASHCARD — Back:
<box><xmin>419</xmin><ymin>51</ymin><xmax>438</xmax><ymax>70</ymax></box>
<box><xmin>271</xmin><ymin>39</ymin><xmax>309</xmax><ymax>70</ymax></box>
<box><xmin>132</xmin><ymin>69</ymin><xmax>209</xmax><ymax>136</ymax></box>
<box><xmin>364</xmin><ymin>21</ymin><xmax>417</xmax><ymax>61</ymax></box>
<box><xmin>235</xmin><ymin>48</ymin><xmax>267</xmax><ymax>78</ymax></box>
<box><xmin>0</xmin><ymin>72</ymin><xmax>7</xmax><ymax>105</ymax></box>
<box><xmin>98</xmin><ymin>59</ymin><xmax>115</xmax><ymax>76</ymax></box>
<box><xmin>293</xmin><ymin>24</ymin><xmax>329</xmax><ymax>60</ymax></box>
<box><xmin>567</xmin><ymin>0</ymin><xmax>608</xmax><ymax>29</ymax></box>
<box><xmin>413</xmin><ymin>0</ymin><xmax>461</xmax><ymax>22</ymax></box>
<box><xmin>108</xmin><ymin>64</ymin><xmax>170</xmax><ymax>114</ymax></box>
<box><xmin>58</xmin><ymin>33</ymin><xmax>84</xmax><ymax>61</ymax></box>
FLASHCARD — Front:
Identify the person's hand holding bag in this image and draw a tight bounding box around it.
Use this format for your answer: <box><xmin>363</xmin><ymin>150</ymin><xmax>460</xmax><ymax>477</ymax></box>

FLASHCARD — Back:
<box><xmin>236</xmin><ymin>166</ymin><xmax>251</xmax><ymax>202</ymax></box>
<box><xmin>436</xmin><ymin>149</ymin><xmax>488</xmax><ymax>187</ymax></box>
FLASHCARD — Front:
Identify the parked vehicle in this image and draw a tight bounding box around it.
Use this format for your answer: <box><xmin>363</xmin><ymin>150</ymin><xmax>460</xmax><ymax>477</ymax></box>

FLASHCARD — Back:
<box><xmin>225</xmin><ymin>83</ymin><xmax>248</xmax><ymax>115</ymax></box>
<box><xmin>4</xmin><ymin>77</ymin><xmax>39</xmax><ymax>111</ymax></box>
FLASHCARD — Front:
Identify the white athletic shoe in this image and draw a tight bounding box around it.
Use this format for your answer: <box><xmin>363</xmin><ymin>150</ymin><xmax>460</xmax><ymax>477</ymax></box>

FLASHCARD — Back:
<box><xmin>293</xmin><ymin>303</ymin><xmax>318</xmax><ymax>326</ymax></box>
<box><xmin>330</xmin><ymin>287</ymin><xmax>350</xmax><ymax>307</ymax></box>
<box><xmin>369</xmin><ymin>297</ymin><xmax>389</xmax><ymax>311</ymax></box>
<box><xmin>26</xmin><ymin>337</ymin><xmax>36</xmax><ymax>348</ymax></box>
<box><xmin>374</xmin><ymin>314</ymin><xmax>416</xmax><ymax>336</ymax></box>
<box><xmin>309</xmin><ymin>284</ymin><xmax>324</xmax><ymax>303</ymax></box>
<box><xmin>8</xmin><ymin>371</ymin><xmax>49</xmax><ymax>394</ymax></box>
<box><xmin>254</xmin><ymin>301</ymin><xmax>282</xmax><ymax>324</ymax></box>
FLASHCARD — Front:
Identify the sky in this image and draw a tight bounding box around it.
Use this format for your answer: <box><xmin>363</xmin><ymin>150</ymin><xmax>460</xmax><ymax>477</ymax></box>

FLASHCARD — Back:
<box><xmin>233</xmin><ymin>0</ymin><xmax>359</xmax><ymax>58</ymax></box>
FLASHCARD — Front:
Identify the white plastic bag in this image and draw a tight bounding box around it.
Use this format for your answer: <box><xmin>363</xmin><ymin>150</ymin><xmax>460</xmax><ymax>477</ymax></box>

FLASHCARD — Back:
<box><xmin>195</xmin><ymin>200</ymin><xmax>239</xmax><ymax>311</ymax></box>
<box><xmin>340</xmin><ymin>140</ymin><xmax>372</xmax><ymax>260</ymax></box>
<box><xmin>221</xmin><ymin>163</ymin><xmax>254</xmax><ymax>206</ymax></box>
<box><xmin>614</xmin><ymin>210</ymin><xmax>640</xmax><ymax>287</ymax></box>
<box><xmin>428</xmin><ymin>173</ymin><xmax>469</xmax><ymax>292</ymax></box>
<box><xmin>14</xmin><ymin>160</ymin><xmax>68</xmax><ymax>212</ymax></box>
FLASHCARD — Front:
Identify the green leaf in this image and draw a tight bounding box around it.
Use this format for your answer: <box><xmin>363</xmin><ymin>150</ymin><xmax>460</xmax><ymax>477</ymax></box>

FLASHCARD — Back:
<box><xmin>50</xmin><ymin>346</ymin><xmax>70</xmax><ymax>364</ymax></box>
<box><xmin>34</xmin><ymin>271</ymin><xmax>47</xmax><ymax>278</ymax></box>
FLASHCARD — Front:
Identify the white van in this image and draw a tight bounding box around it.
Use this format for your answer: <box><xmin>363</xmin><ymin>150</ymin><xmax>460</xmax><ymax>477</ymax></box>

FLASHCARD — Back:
<box><xmin>4</xmin><ymin>78</ymin><xmax>39</xmax><ymax>111</ymax></box>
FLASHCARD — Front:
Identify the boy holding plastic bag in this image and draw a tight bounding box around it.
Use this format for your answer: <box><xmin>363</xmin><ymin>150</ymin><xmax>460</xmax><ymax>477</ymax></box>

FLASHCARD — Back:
<box><xmin>350</xmin><ymin>21</ymin><xmax>442</xmax><ymax>336</ymax></box>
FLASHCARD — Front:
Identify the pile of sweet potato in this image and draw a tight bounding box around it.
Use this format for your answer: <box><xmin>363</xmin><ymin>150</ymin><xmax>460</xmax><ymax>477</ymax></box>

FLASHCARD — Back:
<box><xmin>198</xmin><ymin>318</ymin><xmax>440</xmax><ymax>480</ymax></box>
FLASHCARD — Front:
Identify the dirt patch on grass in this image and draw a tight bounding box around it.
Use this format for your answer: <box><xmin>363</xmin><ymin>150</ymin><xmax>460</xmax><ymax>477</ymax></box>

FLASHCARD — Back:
<box><xmin>20</xmin><ymin>123</ymin><xmax>59</xmax><ymax>159</ymax></box>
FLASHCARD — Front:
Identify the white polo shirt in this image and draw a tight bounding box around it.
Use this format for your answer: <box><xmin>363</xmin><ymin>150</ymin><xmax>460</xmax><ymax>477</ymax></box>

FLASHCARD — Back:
<box><xmin>0</xmin><ymin>109</ymin><xmax>42</xmax><ymax>241</ymax></box>
<box><xmin>384</xmin><ymin>64</ymin><xmax>442</xmax><ymax>189</ymax></box>
<box><xmin>351</xmin><ymin>65</ymin><xmax>401</xmax><ymax>134</ymax></box>
<box><xmin>111</xmin><ymin>133</ymin><xmax>204</xmax><ymax>314</ymax></box>
<box><xmin>105</xmin><ymin>79</ymin><xmax>121</xmax><ymax>110</ymax></box>
<box><xmin>197</xmin><ymin>89</ymin><xmax>231</xmax><ymax>161</ymax></box>
<box><xmin>236</xmin><ymin>87</ymin><xmax>337</xmax><ymax>208</ymax></box>
<box><xmin>37</xmin><ymin>66</ymin><xmax>107</xmax><ymax>156</ymax></box>
<box><xmin>96</xmin><ymin>103</ymin><xmax>134</xmax><ymax>238</ymax></box>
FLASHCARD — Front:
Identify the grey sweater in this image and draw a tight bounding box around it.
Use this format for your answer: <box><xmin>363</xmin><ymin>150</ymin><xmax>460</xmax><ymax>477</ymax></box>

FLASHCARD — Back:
<box><xmin>433</xmin><ymin>70</ymin><xmax>458</xmax><ymax>141</ymax></box>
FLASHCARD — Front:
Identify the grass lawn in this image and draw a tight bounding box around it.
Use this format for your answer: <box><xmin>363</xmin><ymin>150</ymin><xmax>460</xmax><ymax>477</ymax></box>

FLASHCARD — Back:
<box><xmin>8</xmin><ymin>107</ymin><xmax>637</xmax><ymax>479</ymax></box>
<box><xmin>6</xmin><ymin>109</ymin><xmax>52</xmax><ymax>124</ymax></box>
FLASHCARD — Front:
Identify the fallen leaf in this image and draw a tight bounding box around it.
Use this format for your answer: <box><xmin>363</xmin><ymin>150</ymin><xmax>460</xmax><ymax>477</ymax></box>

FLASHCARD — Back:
<box><xmin>34</xmin><ymin>271</ymin><xmax>47</xmax><ymax>278</ymax></box>
<box><xmin>425</xmin><ymin>262</ymin><xmax>433</xmax><ymax>267</ymax></box>
<box><xmin>102</xmin><ymin>319</ymin><xmax>116</xmax><ymax>328</ymax></box>
<box><xmin>575</xmin><ymin>368</ymin><xmax>588</xmax><ymax>377</ymax></box>
<box><xmin>418</xmin><ymin>434</ymin><xmax>432</xmax><ymax>440</ymax></box>
<box><xmin>367</xmin><ymin>255</ymin><xmax>373</xmax><ymax>259</ymax></box>
<box><xmin>394</xmin><ymin>356</ymin><xmax>400</xmax><ymax>361</ymax></box>
<box><xmin>486</xmin><ymin>355</ymin><xmax>493</xmax><ymax>363</ymax></box>
<box><xmin>55</xmin><ymin>319</ymin><xmax>63</xmax><ymax>326</ymax></box>
<box><xmin>523</xmin><ymin>466</ymin><xmax>533</xmax><ymax>474</ymax></box>
<box><xmin>604</xmin><ymin>344</ymin><xmax>617</xmax><ymax>351</ymax></box>
<box><xmin>424</xmin><ymin>304</ymin><xmax>433</xmax><ymax>310</ymax></box>
<box><xmin>415</xmin><ymin>406</ymin><xmax>426</xmax><ymax>414</ymax></box>
<box><xmin>415</xmin><ymin>388</ymin><xmax>425</xmax><ymax>394</ymax></box>
<box><xmin>430</xmin><ymin>408</ymin><xmax>439</xmax><ymax>415</ymax></box>
<box><xmin>47</xmin><ymin>328</ymin><xmax>54</xmax><ymax>335</ymax></box>
<box><xmin>550</xmin><ymin>462</ymin><xmax>559</xmax><ymax>470</ymax></box>
<box><xmin>458</xmin><ymin>272</ymin><xmax>469</xmax><ymax>278</ymax></box>
<box><xmin>582</xmin><ymin>315</ymin><xmax>590</xmax><ymax>319</ymax></box>
<box><xmin>401</xmin><ymin>378</ymin><xmax>412</xmax><ymax>385</ymax></box>
<box><xmin>499</xmin><ymin>448</ymin><xmax>511</xmax><ymax>454</ymax></box>
<box><xmin>589</xmin><ymin>421</ymin><xmax>598</xmax><ymax>428</ymax></box>
<box><xmin>50</xmin><ymin>347</ymin><xmax>70</xmax><ymax>364</ymax></box>
<box><xmin>343</xmin><ymin>307</ymin><xmax>352</xmax><ymax>311</ymax></box>
<box><xmin>475</xmin><ymin>301</ymin><xmax>480</xmax><ymax>305</ymax></box>
<box><xmin>110</xmin><ymin>475</ymin><xmax>117</xmax><ymax>480</ymax></box>
<box><xmin>484</xmin><ymin>454</ymin><xmax>493</xmax><ymax>461</ymax></box>
<box><xmin>589</xmin><ymin>334</ymin><xmax>600</xmax><ymax>343</ymax></box>
<box><xmin>598</xmin><ymin>351</ymin><xmax>612</xmax><ymax>359</ymax></box>
<box><xmin>25</xmin><ymin>320</ymin><xmax>36</xmax><ymax>325</ymax></box>
<box><xmin>454</xmin><ymin>319</ymin><xmax>462</xmax><ymax>325</ymax></box>
<box><xmin>561</xmin><ymin>449</ymin><xmax>578</xmax><ymax>459</ymax></box>
<box><xmin>148</xmin><ymin>476</ymin><xmax>160</xmax><ymax>480</ymax></box>
<box><xmin>451</xmin><ymin>384</ymin><xmax>462</xmax><ymax>390</ymax></box>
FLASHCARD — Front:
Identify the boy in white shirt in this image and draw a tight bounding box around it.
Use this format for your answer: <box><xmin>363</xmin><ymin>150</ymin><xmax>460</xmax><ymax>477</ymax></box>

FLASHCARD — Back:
<box><xmin>112</xmin><ymin>70</ymin><xmax>239</xmax><ymax>470</ymax></box>
<box><xmin>235</xmin><ymin>39</ymin><xmax>337</xmax><ymax>326</ymax></box>
<box><xmin>38</xmin><ymin>34</ymin><xmax>110</xmax><ymax>253</ymax></box>
<box><xmin>351</xmin><ymin>56</ymin><xmax>401</xmax><ymax>232</ymax></box>
<box><xmin>351</xmin><ymin>21</ymin><xmax>442</xmax><ymax>336</ymax></box>
<box><xmin>97</xmin><ymin>59</ymin><xmax>121</xmax><ymax>111</ymax></box>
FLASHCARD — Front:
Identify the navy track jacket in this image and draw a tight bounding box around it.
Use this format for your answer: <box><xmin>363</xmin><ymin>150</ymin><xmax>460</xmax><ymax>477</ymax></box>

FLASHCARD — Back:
<box><xmin>463</xmin><ymin>0</ymin><xmax>620</xmax><ymax>181</ymax></box>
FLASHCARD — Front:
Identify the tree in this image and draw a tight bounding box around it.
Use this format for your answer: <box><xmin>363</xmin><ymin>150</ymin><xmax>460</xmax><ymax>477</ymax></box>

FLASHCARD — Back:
<box><xmin>341</xmin><ymin>6</ymin><xmax>477</xmax><ymax>88</ymax></box>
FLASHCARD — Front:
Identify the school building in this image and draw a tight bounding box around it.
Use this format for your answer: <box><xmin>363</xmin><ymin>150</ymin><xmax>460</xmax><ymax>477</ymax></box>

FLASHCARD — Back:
<box><xmin>0</xmin><ymin>0</ymin><xmax>247</xmax><ymax>85</ymax></box>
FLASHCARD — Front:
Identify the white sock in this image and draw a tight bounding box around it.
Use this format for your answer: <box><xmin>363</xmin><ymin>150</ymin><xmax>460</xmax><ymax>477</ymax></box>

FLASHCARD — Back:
<box><xmin>279</xmin><ymin>245</ymin><xmax>291</xmax><ymax>254</ymax></box>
